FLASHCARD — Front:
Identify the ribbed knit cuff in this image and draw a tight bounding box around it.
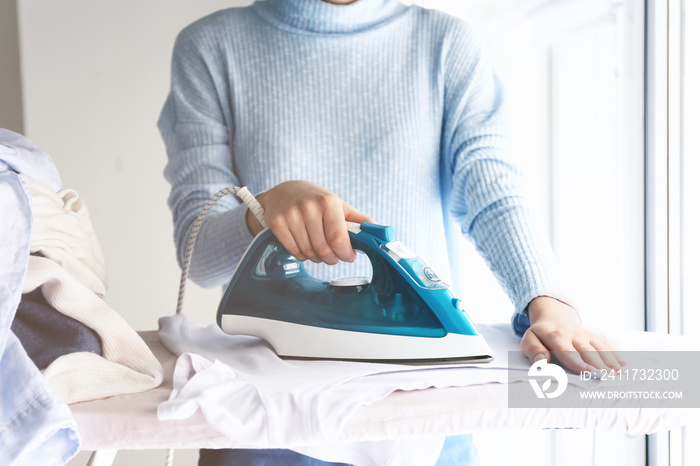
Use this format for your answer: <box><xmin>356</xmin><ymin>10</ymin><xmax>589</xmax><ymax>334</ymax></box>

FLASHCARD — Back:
<box><xmin>511</xmin><ymin>293</ymin><xmax>581</xmax><ymax>338</ymax></box>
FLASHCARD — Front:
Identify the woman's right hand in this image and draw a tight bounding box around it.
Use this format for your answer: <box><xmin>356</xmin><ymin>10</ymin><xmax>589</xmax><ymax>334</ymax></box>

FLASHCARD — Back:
<box><xmin>245</xmin><ymin>180</ymin><xmax>374</xmax><ymax>265</ymax></box>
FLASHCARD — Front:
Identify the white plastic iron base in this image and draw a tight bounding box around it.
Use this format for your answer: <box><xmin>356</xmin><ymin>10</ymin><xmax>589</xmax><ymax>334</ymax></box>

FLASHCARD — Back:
<box><xmin>221</xmin><ymin>314</ymin><xmax>493</xmax><ymax>364</ymax></box>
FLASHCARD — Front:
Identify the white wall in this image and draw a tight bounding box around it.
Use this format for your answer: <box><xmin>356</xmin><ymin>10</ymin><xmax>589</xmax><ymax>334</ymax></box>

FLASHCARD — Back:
<box><xmin>18</xmin><ymin>0</ymin><xmax>252</xmax><ymax>332</ymax></box>
<box><xmin>17</xmin><ymin>4</ymin><xmax>247</xmax><ymax>463</ymax></box>
<box><xmin>0</xmin><ymin>0</ymin><xmax>24</xmax><ymax>133</ymax></box>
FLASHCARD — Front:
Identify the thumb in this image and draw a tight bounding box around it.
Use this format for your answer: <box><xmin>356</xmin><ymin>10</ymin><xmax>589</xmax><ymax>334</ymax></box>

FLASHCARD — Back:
<box><xmin>520</xmin><ymin>329</ymin><xmax>550</xmax><ymax>364</ymax></box>
<box><xmin>343</xmin><ymin>202</ymin><xmax>375</xmax><ymax>225</ymax></box>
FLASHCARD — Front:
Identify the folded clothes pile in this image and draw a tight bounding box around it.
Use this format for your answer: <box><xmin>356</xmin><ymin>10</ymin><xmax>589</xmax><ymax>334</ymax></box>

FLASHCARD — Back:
<box><xmin>0</xmin><ymin>129</ymin><xmax>163</xmax><ymax>465</ymax></box>
<box><xmin>18</xmin><ymin>173</ymin><xmax>163</xmax><ymax>404</ymax></box>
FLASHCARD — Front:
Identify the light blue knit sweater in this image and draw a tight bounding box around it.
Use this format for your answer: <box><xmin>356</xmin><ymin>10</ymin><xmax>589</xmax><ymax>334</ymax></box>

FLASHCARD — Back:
<box><xmin>158</xmin><ymin>0</ymin><xmax>562</xmax><ymax>335</ymax></box>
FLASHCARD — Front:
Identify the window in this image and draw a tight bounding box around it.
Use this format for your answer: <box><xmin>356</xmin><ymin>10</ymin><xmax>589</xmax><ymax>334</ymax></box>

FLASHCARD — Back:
<box><xmin>648</xmin><ymin>0</ymin><xmax>699</xmax><ymax>464</ymax></box>
<box><xmin>418</xmin><ymin>0</ymin><xmax>648</xmax><ymax>464</ymax></box>
<box><xmin>421</xmin><ymin>0</ymin><xmax>646</xmax><ymax>334</ymax></box>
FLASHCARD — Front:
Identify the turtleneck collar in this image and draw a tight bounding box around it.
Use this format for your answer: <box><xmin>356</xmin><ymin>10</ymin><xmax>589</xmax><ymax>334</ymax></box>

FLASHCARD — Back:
<box><xmin>253</xmin><ymin>0</ymin><xmax>409</xmax><ymax>34</ymax></box>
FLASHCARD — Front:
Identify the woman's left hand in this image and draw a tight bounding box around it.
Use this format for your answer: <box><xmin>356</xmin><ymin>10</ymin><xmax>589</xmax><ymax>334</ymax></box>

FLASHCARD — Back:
<box><xmin>520</xmin><ymin>296</ymin><xmax>624</xmax><ymax>374</ymax></box>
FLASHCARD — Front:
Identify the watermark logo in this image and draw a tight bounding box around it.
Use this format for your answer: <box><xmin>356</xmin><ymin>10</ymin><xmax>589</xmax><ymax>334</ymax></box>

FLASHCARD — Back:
<box><xmin>528</xmin><ymin>359</ymin><xmax>568</xmax><ymax>399</ymax></box>
<box><xmin>509</xmin><ymin>351</ymin><xmax>699</xmax><ymax>408</ymax></box>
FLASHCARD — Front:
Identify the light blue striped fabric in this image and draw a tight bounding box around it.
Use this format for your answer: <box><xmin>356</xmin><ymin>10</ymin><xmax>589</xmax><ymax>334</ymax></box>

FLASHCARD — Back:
<box><xmin>158</xmin><ymin>0</ymin><xmax>563</xmax><ymax>335</ymax></box>
<box><xmin>0</xmin><ymin>129</ymin><xmax>79</xmax><ymax>466</ymax></box>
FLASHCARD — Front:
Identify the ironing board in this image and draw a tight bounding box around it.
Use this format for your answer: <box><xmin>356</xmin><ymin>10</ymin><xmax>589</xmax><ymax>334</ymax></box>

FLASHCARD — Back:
<box><xmin>71</xmin><ymin>330</ymin><xmax>700</xmax><ymax>465</ymax></box>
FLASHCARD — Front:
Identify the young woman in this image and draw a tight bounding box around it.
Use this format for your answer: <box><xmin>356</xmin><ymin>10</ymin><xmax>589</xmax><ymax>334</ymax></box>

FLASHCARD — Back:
<box><xmin>159</xmin><ymin>0</ymin><xmax>621</xmax><ymax>463</ymax></box>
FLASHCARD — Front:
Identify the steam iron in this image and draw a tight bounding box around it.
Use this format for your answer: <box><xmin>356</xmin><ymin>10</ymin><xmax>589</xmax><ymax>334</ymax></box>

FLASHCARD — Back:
<box><xmin>217</xmin><ymin>222</ymin><xmax>493</xmax><ymax>364</ymax></box>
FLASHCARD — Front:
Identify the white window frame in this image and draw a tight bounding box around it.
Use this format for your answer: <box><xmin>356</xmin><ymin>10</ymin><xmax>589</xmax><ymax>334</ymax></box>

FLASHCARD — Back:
<box><xmin>645</xmin><ymin>0</ymin><xmax>689</xmax><ymax>465</ymax></box>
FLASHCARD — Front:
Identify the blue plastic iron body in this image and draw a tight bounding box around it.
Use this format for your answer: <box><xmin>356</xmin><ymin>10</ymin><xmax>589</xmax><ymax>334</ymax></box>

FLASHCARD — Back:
<box><xmin>217</xmin><ymin>223</ymin><xmax>483</xmax><ymax>341</ymax></box>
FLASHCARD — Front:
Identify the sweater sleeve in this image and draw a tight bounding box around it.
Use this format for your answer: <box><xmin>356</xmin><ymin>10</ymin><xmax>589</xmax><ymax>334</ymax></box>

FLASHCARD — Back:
<box><xmin>440</xmin><ymin>23</ymin><xmax>566</xmax><ymax>336</ymax></box>
<box><xmin>158</xmin><ymin>22</ymin><xmax>253</xmax><ymax>288</ymax></box>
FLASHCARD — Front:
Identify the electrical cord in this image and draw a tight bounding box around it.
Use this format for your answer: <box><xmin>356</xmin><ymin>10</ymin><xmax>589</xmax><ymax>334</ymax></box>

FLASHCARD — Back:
<box><xmin>175</xmin><ymin>186</ymin><xmax>266</xmax><ymax>316</ymax></box>
<box><xmin>166</xmin><ymin>186</ymin><xmax>265</xmax><ymax>466</ymax></box>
